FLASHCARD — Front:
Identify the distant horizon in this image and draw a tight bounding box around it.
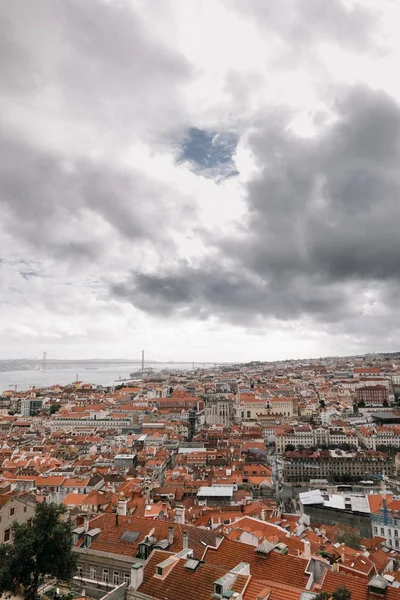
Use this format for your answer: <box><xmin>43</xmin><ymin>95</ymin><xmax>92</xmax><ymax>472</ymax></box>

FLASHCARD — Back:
<box><xmin>0</xmin><ymin>348</ymin><xmax>398</xmax><ymax>365</ymax></box>
<box><xmin>2</xmin><ymin>1</ymin><xmax>400</xmax><ymax>364</ymax></box>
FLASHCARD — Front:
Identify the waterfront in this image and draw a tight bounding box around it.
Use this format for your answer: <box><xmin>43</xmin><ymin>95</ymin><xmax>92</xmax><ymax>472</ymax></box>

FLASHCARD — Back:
<box><xmin>0</xmin><ymin>364</ymin><xmax>192</xmax><ymax>393</ymax></box>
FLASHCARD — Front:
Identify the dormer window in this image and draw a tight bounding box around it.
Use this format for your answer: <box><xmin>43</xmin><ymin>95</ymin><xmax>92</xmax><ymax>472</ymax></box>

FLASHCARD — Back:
<box><xmin>156</xmin><ymin>566</ymin><xmax>162</xmax><ymax>576</ymax></box>
<box><xmin>215</xmin><ymin>583</ymin><xmax>223</xmax><ymax>595</ymax></box>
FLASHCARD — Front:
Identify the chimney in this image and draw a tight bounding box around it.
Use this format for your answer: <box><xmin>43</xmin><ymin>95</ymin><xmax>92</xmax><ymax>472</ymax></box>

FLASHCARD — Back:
<box><xmin>130</xmin><ymin>563</ymin><xmax>144</xmax><ymax>591</ymax></box>
<box><xmin>116</xmin><ymin>513</ymin><xmax>119</xmax><ymax>527</ymax></box>
<box><xmin>168</xmin><ymin>526</ymin><xmax>174</xmax><ymax>546</ymax></box>
<box><xmin>182</xmin><ymin>530</ymin><xmax>189</xmax><ymax>549</ymax></box>
<box><xmin>83</xmin><ymin>516</ymin><xmax>89</xmax><ymax>532</ymax></box>
<box><xmin>117</xmin><ymin>499</ymin><xmax>127</xmax><ymax>516</ymax></box>
<box><xmin>303</xmin><ymin>540</ymin><xmax>311</xmax><ymax>560</ymax></box>
<box><xmin>175</xmin><ymin>505</ymin><xmax>185</xmax><ymax>525</ymax></box>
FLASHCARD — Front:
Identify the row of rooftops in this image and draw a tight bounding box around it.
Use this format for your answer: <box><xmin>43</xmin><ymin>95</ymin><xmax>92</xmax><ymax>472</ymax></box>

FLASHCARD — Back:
<box><xmin>3</xmin><ymin>358</ymin><xmax>400</xmax><ymax>598</ymax></box>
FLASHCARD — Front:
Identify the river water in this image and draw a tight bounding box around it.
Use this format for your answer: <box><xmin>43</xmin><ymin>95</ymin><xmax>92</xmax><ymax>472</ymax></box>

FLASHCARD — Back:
<box><xmin>0</xmin><ymin>364</ymin><xmax>192</xmax><ymax>394</ymax></box>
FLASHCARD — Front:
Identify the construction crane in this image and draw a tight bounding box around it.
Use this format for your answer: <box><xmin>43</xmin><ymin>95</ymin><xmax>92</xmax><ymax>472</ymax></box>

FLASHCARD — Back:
<box><xmin>8</xmin><ymin>384</ymin><xmax>39</xmax><ymax>392</ymax></box>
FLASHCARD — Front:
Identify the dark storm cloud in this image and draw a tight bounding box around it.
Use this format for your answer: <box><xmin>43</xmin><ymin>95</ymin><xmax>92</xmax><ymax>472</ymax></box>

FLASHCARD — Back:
<box><xmin>0</xmin><ymin>0</ymin><xmax>194</xmax><ymax>261</ymax></box>
<box><xmin>232</xmin><ymin>87</ymin><xmax>400</xmax><ymax>286</ymax></box>
<box><xmin>0</xmin><ymin>127</ymin><xmax>194</xmax><ymax>259</ymax></box>
<box><xmin>114</xmin><ymin>86</ymin><xmax>400</xmax><ymax>326</ymax></box>
<box><xmin>111</xmin><ymin>266</ymin><xmax>357</xmax><ymax>325</ymax></box>
<box><xmin>0</xmin><ymin>0</ymin><xmax>191</xmax><ymax>137</ymax></box>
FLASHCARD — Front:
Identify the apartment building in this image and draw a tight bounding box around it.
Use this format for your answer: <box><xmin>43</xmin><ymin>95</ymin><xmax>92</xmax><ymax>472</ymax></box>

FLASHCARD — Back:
<box><xmin>20</xmin><ymin>398</ymin><xmax>44</xmax><ymax>416</ymax></box>
<box><xmin>357</xmin><ymin>425</ymin><xmax>400</xmax><ymax>450</ymax></box>
<box><xmin>0</xmin><ymin>494</ymin><xmax>36</xmax><ymax>544</ymax></box>
<box><xmin>236</xmin><ymin>395</ymin><xmax>294</xmax><ymax>420</ymax></box>
<box><xmin>72</xmin><ymin>514</ymin><xmax>222</xmax><ymax>597</ymax></box>
<box><xmin>50</xmin><ymin>417</ymin><xmax>132</xmax><ymax>431</ymax></box>
<box><xmin>276</xmin><ymin>425</ymin><xmax>314</xmax><ymax>453</ymax></box>
<box><xmin>370</xmin><ymin>497</ymin><xmax>400</xmax><ymax>550</ymax></box>
<box><xmin>357</xmin><ymin>385</ymin><xmax>389</xmax><ymax>406</ymax></box>
<box><xmin>283</xmin><ymin>449</ymin><xmax>393</xmax><ymax>483</ymax></box>
<box><xmin>276</xmin><ymin>426</ymin><xmax>358</xmax><ymax>453</ymax></box>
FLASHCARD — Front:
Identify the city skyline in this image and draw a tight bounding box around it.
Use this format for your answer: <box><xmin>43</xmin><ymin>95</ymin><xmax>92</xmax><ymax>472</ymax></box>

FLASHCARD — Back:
<box><xmin>2</xmin><ymin>0</ymin><xmax>400</xmax><ymax>361</ymax></box>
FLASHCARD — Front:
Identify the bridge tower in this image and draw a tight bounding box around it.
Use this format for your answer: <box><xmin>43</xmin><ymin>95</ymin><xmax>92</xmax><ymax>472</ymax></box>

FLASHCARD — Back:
<box><xmin>141</xmin><ymin>349</ymin><xmax>144</xmax><ymax>371</ymax></box>
<box><xmin>42</xmin><ymin>351</ymin><xmax>47</xmax><ymax>372</ymax></box>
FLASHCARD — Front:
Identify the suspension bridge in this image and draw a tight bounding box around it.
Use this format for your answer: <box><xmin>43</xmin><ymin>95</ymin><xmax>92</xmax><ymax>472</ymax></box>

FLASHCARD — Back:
<box><xmin>31</xmin><ymin>351</ymin><xmax>235</xmax><ymax>371</ymax></box>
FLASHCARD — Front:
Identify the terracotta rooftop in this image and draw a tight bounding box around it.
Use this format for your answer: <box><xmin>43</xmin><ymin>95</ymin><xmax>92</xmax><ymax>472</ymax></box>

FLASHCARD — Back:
<box><xmin>84</xmin><ymin>514</ymin><xmax>222</xmax><ymax>560</ymax></box>
<box><xmin>202</xmin><ymin>537</ymin><xmax>309</xmax><ymax>588</ymax></box>
<box><xmin>138</xmin><ymin>549</ymin><xmax>249</xmax><ymax>600</ymax></box>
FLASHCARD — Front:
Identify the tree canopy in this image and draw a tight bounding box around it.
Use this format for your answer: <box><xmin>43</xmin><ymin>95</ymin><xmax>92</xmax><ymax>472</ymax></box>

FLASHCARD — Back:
<box><xmin>314</xmin><ymin>586</ymin><xmax>352</xmax><ymax>600</ymax></box>
<box><xmin>336</xmin><ymin>527</ymin><xmax>361</xmax><ymax>550</ymax></box>
<box><xmin>0</xmin><ymin>502</ymin><xmax>77</xmax><ymax>600</ymax></box>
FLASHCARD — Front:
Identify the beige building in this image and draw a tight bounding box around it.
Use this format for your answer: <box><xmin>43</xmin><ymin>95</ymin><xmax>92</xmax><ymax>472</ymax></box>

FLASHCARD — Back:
<box><xmin>0</xmin><ymin>494</ymin><xmax>36</xmax><ymax>544</ymax></box>
<box><xmin>237</xmin><ymin>396</ymin><xmax>294</xmax><ymax>421</ymax></box>
<box><xmin>72</xmin><ymin>514</ymin><xmax>222</xmax><ymax>599</ymax></box>
<box><xmin>205</xmin><ymin>398</ymin><xmax>234</xmax><ymax>426</ymax></box>
<box><xmin>283</xmin><ymin>449</ymin><xmax>393</xmax><ymax>483</ymax></box>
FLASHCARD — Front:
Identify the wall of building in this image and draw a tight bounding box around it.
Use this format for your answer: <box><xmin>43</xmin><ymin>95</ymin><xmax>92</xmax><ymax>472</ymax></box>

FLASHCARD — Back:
<box><xmin>302</xmin><ymin>504</ymin><xmax>372</xmax><ymax>538</ymax></box>
<box><xmin>0</xmin><ymin>497</ymin><xmax>36</xmax><ymax>544</ymax></box>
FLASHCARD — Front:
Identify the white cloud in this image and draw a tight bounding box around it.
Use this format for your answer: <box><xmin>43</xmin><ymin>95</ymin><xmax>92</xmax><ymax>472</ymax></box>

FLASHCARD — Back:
<box><xmin>1</xmin><ymin>0</ymin><xmax>399</xmax><ymax>361</ymax></box>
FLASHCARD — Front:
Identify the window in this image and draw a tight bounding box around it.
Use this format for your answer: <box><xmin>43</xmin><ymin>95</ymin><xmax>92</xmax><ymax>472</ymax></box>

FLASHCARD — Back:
<box><xmin>9</xmin><ymin>507</ymin><xmax>15</xmax><ymax>517</ymax></box>
<box><xmin>374</xmin><ymin>526</ymin><xmax>378</xmax><ymax>534</ymax></box>
<box><xmin>124</xmin><ymin>573</ymin><xmax>130</xmax><ymax>586</ymax></box>
<box><xmin>381</xmin><ymin>528</ymin><xmax>385</xmax><ymax>535</ymax></box>
<box><xmin>156</xmin><ymin>566</ymin><xmax>163</xmax><ymax>576</ymax></box>
<box><xmin>77</xmin><ymin>564</ymin><xmax>83</xmax><ymax>578</ymax></box>
<box><xmin>24</xmin><ymin>507</ymin><xmax>27</xmax><ymax>513</ymax></box>
<box><xmin>395</xmin><ymin>530</ymin><xmax>399</xmax><ymax>538</ymax></box>
<box><xmin>113</xmin><ymin>572</ymin><xmax>119</xmax><ymax>585</ymax></box>
<box><xmin>27</xmin><ymin>519</ymin><xmax>32</xmax><ymax>527</ymax></box>
<box><xmin>102</xmin><ymin>569</ymin><xmax>109</xmax><ymax>583</ymax></box>
<box><xmin>396</xmin><ymin>540</ymin><xmax>399</xmax><ymax>549</ymax></box>
<box><xmin>90</xmin><ymin>566</ymin><xmax>97</xmax><ymax>580</ymax></box>
<box><xmin>4</xmin><ymin>529</ymin><xmax>10</xmax><ymax>543</ymax></box>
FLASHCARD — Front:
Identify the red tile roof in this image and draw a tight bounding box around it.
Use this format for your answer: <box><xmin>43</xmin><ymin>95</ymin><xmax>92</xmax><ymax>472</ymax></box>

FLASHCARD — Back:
<box><xmin>203</xmin><ymin>538</ymin><xmax>309</xmax><ymax>588</ymax></box>
<box><xmin>85</xmin><ymin>514</ymin><xmax>221</xmax><ymax>560</ymax></box>
<box><xmin>138</xmin><ymin>549</ymin><xmax>249</xmax><ymax>600</ymax></box>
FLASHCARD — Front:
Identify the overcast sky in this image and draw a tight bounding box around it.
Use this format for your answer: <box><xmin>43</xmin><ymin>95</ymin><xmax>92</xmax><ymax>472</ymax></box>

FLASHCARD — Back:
<box><xmin>1</xmin><ymin>0</ymin><xmax>400</xmax><ymax>362</ymax></box>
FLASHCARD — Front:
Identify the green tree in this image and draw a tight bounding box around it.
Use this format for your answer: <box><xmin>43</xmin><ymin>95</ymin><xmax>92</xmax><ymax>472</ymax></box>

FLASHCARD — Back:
<box><xmin>333</xmin><ymin>589</ymin><xmax>352</xmax><ymax>600</ymax></box>
<box><xmin>0</xmin><ymin>502</ymin><xmax>77</xmax><ymax>600</ymax></box>
<box><xmin>314</xmin><ymin>587</ymin><xmax>351</xmax><ymax>600</ymax></box>
<box><xmin>50</xmin><ymin>403</ymin><xmax>61</xmax><ymax>415</ymax></box>
<box><xmin>336</xmin><ymin>527</ymin><xmax>361</xmax><ymax>550</ymax></box>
